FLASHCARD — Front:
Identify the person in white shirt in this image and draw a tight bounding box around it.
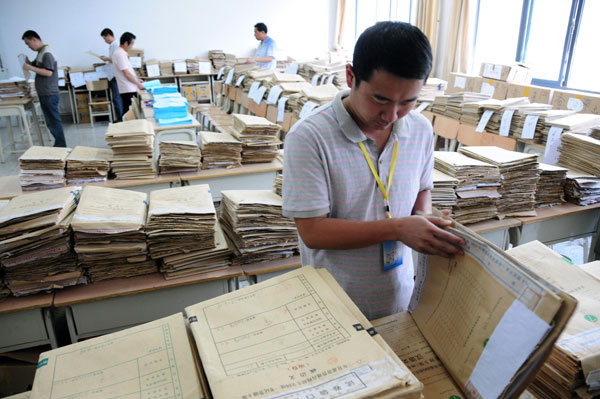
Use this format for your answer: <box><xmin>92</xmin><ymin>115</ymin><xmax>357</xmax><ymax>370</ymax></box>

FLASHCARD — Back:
<box><xmin>99</xmin><ymin>28</ymin><xmax>123</xmax><ymax>121</ymax></box>
<box><xmin>111</xmin><ymin>31</ymin><xmax>144</xmax><ymax>115</ymax></box>
<box><xmin>246</xmin><ymin>22</ymin><xmax>276</xmax><ymax>70</ymax></box>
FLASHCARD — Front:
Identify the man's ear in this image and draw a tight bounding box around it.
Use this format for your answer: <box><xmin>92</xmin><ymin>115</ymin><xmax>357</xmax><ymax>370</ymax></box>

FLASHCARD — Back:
<box><xmin>345</xmin><ymin>63</ymin><xmax>354</xmax><ymax>88</ymax></box>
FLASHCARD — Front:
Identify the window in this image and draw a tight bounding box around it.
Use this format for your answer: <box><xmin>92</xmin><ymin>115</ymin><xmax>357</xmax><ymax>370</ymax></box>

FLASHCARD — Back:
<box><xmin>473</xmin><ymin>0</ymin><xmax>599</xmax><ymax>93</ymax></box>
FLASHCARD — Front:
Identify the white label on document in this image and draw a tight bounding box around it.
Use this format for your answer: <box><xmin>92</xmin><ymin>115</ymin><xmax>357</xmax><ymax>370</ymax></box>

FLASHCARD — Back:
<box><xmin>544</xmin><ymin>126</ymin><xmax>564</xmax><ymax>165</ymax></box>
<box><xmin>235</xmin><ymin>75</ymin><xmax>245</xmax><ymax>87</ymax></box>
<box><xmin>319</xmin><ymin>74</ymin><xmax>327</xmax><ymax>85</ymax></box>
<box><xmin>255</xmin><ymin>86</ymin><xmax>267</xmax><ymax>103</ymax></box>
<box><xmin>198</xmin><ymin>62</ymin><xmax>212</xmax><ymax>74</ymax></box>
<box><xmin>248</xmin><ymin>81</ymin><xmax>261</xmax><ymax>102</ymax></box>
<box><xmin>174</xmin><ymin>61</ymin><xmax>187</xmax><ymax>73</ymax></box>
<box><xmin>311</xmin><ymin>74</ymin><xmax>320</xmax><ymax>86</ymax></box>
<box><xmin>266</xmin><ymin>85</ymin><xmax>283</xmax><ymax>105</ymax></box>
<box><xmin>454</xmin><ymin>76</ymin><xmax>466</xmax><ymax>89</ymax></box>
<box><xmin>521</xmin><ymin>115</ymin><xmax>539</xmax><ymax>140</ymax></box>
<box><xmin>146</xmin><ymin>64</ymin><xmax>160</xmax><ymax>77</ymax></box>
<box><xmin>129</xmin><ymin>56</ymin><xmax>142</xmax><ymax>68</ymax></box>
<box><xmin>277</xmin><ymin>96</ymin><xmax>289</xmax><ymax>122</ymax></box>
<box><xmin>567</xmin><ymin>97</ymin><xmax>584</xmax><ymax>112</ymax></box>
<box><xmin>415</xmin><ymin>102</ymin><xmax>430</xmax><ymax>113</ymax></box>
<box><xmin>476</xmin><ymin>110</ymin><xmax>494</xmax><ymax>132</ymax></box>
<box><xmin>285</xmin><ymin>62</ymin><xmax>299</xmax><ymax>74</ymax></box>
<box><xmin>217</xmin><ymin>66</ymin><xmax>225</xmax><ymax>80</ymax></box>
<box><xmin>225</xmin><ymin>68</ymin><xmax>235</xmax><ymax>85</ymax></box>
<box><xmin>299</xmin><ymin>101</ymin><xmax>319</xmax><ymax>119</ymax></box>
<box><xmin>327</xmin><ymin>74</ymin><xmax>336</xmax><ymax>85</ymax></box>
<box><xmin>480</xmin><ymin>82</ymin><xmax>495</xmax><ymax>96</ymax></box>
<box><xmin>499</xmin><ymin>109</ymin><xmax>515</xmax><ymax>137</ymax></box>
<box><xmin>484</xmin><ymin>64</ymin><xmax>502</xmax><ymax>80</ymax></box>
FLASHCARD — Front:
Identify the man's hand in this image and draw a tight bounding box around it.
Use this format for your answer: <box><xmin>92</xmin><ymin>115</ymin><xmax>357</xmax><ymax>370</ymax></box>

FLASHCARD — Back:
<box><xmin>137</xmin><ymin>81</ymin><xmax>145</xmax><ymax>90</ymax></box>
<box><xmin>395</xmin><ymin>214</ymin><xmax>465</xmax><ymax>258</ymax></box>
<box><xmin>246</xmin><ymin>57</ymin><xmax>255</xmax><ymax>64</ymax></box>
<box><xmin>100</xmin><ymin>56</ymin><xmax>110</xmax><ymax>62</ymax></box>
<box><xmin>22</xmin><ymin>63</ymin><xmax>33</xmax><ymax>71</ymax></box>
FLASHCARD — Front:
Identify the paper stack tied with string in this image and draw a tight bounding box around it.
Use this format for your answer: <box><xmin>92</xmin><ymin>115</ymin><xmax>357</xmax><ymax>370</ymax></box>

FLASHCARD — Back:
<box><xmin>434</xmin><ymin>151</ymin><xmax>501</xmax><ymax>224</ymax></box>
<box><xmin>459</xmin><ymin>146</ymin><xmax>540</xmax><ymax>217</ymax></box>
<box><xmin>105</xmin><ymin>119</ymin><xmax>156</xmax><ymax>179</ymax></box>
<box><xmin>65</xmin><ymin>146</ymin><xmax>112</xmax><ymax>184</ymax></box>
<box><xmin>229</xmin><ymin>114</ymin><xmax>281</xmax><ymax>164</ymax></box>
<box><xmin>0</xmin><ymin>187</ymin><xmax>84</xmax><ymax>296</ymax></box>
<box><xmin>219</xmin><ymin>190</ymin><xmax>297</xmax><ymax>264</ymax></box>
<box><xmin>199</xmin><ymin>131</ymin><xmax>242</xmax><ymax>169</ymax></box>
<box><xmin>19</xmin><ymin>146</ymin><xmax>71</xmax><ymax>191</ymax></box>
<box><xmin>71</xmin><ymin>186</ymin><xmax>156</xmax><ymax>282</ymax></box>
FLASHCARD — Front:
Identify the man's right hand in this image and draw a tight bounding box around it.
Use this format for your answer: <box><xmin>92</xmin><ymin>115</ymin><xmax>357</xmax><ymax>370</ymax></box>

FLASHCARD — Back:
<box><xmin>100</xmin><ymin>56</ymin><xmax>109</xmax><ymax>62</ymax></box>
<box><xmin>395</xmin><ymin>215</ymin><xmax>464</xmax><ymax>258</ymax></box>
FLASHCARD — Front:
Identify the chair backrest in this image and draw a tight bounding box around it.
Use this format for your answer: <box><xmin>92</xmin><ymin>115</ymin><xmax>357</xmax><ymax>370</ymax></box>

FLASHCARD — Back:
<box><xmin>457</xmin><ymin>123</ymin><xmax>483</xmax><ymax>147</ymax></box>
<box><xmin>433</xmin><ymin>115</ymin><xmax>460</xmax><ymax>140</ymax></box>
<box><xmin>85</xmin><ymin>80</ymin><xmax>109</xmax><ymax>92</ymax></box>
<box><xmin>481</xmin><ymin>132</ymin><xmax>517</xmax><ymax>150</ymax></box>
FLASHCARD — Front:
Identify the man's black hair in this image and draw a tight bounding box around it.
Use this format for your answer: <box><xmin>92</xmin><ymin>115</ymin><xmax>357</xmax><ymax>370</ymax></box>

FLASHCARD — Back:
<box><xmin>22</xmin><ymin>30</ymin><xmax>41</xmax><ymax>40</ymax></box>
<box><xmin>120</xmin><ymin>32</ymin><xmax>136</xmax><ymax>46</ymax></box>
<box><xmin>100</xmin><ymin>28</ymin><xmax>114</xmax><ymax>37</ymax></box>
<box><xmin>352</xmin><ymin>21</ymin><xmax>432</xmax><ymax>86</ymax></box>
<box><xmin>254</xmin><ymin>23</ymin><xmax>268</xmax><ymax>34</ymax></box>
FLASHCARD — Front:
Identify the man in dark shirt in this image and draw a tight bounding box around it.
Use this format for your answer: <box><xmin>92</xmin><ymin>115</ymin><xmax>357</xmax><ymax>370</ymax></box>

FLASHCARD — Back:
<box><xmin>22</xmin><ymin>30</ymin><xmax>66</xmax><ymax>147</ymax></box>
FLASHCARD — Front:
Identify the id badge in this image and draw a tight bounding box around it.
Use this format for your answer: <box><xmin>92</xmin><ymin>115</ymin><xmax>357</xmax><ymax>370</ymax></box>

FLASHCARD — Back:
<box><xmin>383</xmin><ymin>241</ymin><xmax>403</xmax><ymax>271</ymax></box>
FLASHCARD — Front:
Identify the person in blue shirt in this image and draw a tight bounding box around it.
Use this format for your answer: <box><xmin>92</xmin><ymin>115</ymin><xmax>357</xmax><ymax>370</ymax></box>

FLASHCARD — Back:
<box><xmin>247</xmin><ymin>22</ymin><xmax>276</xmax><ymax>70</ymax></box>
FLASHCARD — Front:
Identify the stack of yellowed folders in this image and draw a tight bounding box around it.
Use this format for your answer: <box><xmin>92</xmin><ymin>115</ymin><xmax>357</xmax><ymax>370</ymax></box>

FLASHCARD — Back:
<box><xmin>230</xmin><ymin>114</ymin><xmax>281</xmax><ymax>164</ymax></box>
<box><xmin>530</xmin><ymin>110</ymin><xmax>575</xmax><ymax>144</ymax></box>
<box><xmin>506</xmin><ymin>241</ymin><xmax>600</xmax><ymax>399</ymax></box>
<box><xmin>459</xmin><ymin>146</ymin><xmax>540</xmax><ymax>217</ymax></box>
<box><xmin>146</xmin><ymin>185</ymin><xmax>232</xmax><ymax>279</ymax></box>
<box><xmin>445</xmin><ymin>92</ymin><xmax>490</xmax><ymax>120</ymax></box>
<box><xmin>158</xmin><ymin>140</ymin><xmax>201</xmax><ymax>173</ymax></box>
<box><xmin>105</xmin><ymin>119</ymin><xmax>156</xmax><ymax>179</ymax></box>
<box><xmin>219</xmin><ymin>190</ymin><xmax>297</xmax><ymax>264</ymax></box>
<box><xmin>434</xmin><ymin>151</ymin><xmax>501</xmax><ymax>224</ymax></box>
<box><xmin>406</xmin><ymin>216</ymin><xmax>575</xmax><ymax>398</ymax></box>
<box><xmin>431</xmin><ymin>169</ymin><xmax>458</xmax><ymax>214</ymax></box>
<box><xmin>504</xmin><ymin>103</ymin><xmax>552</xmax><ymax>141</ymax></box>
<box><xmin>29</xmin><ymin>267</ymin><xmax>424</xmax><ymax>399</ymax></box>
<box><xmin>0</xmin><ymin>187</ymin><xmax>84</xmax><ymax>296</ymax></box>
<box><xmin>535</xmin><ymin>163</ymin><xmax>568</xmax><ymax>207</ymax></box>
<box><xmin>18</xmin><ymin>146</ymin><xmax>71</xmax><ymax>191</ymax></box>
<box><xmin>558</xmin><ymin>132</ymin><xmax>600</xmax><ymax>178</ymax></box>
<box><xmin>199</xmin><ymin>131</ymin><xmax>242</xmax><ymax>169</ymax></box>
<box><xmin>65</xmin><ymin>145</ymin><xmax>112</xmax><ymax>184</ymax></box>
<box><xmin>71</xmin><ymin>186</ymin><xmax>156</xmax><ymax>282</ymax></box>
<box><xmin>478</xmin><ymin>97</ymin><xmax>529</xmax><ymax>133</ymax></box>
<box><xmin>564</xmin><ymin>170</ymin><xmax>600</xmax><ymax>206</ymax></box>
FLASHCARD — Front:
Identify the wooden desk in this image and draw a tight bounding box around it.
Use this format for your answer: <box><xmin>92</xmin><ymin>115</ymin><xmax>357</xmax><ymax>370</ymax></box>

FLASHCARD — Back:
<box><xmin>54</xmin><ymin>267</ymin><xmax>243</xmax><ymax>343</ymax></box>
<box><xmin>515</xmin><ymin>202</ymin><xmax>600</xmax><ymax>261</ymax></box>
<box><xmin>241</xmin><ymin>256</ymin><xmax>302</xmax><ymax>284</ymax></box>
<box><xmin>0</xmin><ymin>293</ymin><xmax>56</xmax><ymax>352</ymax></box>
<box><xmin>179</xmin><ymin>160</ymin><xmax>282</xmax><ymax>201</ymax></box>
<box><xmin>465</xmin><ymin>217</ymin><xmax>522</xmax><ymax>250</ymax></box>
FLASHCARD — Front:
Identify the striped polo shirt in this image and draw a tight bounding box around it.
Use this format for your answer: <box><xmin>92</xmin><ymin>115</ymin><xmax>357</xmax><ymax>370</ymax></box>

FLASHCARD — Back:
<box><xmin>282</xmin><ymin>89</ymin><xmax>434</xmax><ymax>320</ymax></box>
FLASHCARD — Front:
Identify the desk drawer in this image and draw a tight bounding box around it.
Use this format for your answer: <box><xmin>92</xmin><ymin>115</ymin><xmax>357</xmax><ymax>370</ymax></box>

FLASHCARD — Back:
<box><xmin>0</xmin><ymin>309</ymin><xmax>48</xmax><ymax>351</ymax></box>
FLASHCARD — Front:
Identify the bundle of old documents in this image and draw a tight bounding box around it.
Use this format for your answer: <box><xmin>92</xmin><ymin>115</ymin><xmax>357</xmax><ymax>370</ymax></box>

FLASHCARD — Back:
<box><xmin>219</xmin><ymin>190</ymin><xmax>297</xmax><ymax>264</ymax></box>
<box><xmin>186</xmin><ymin>265</ymin><xmax>424</xmax><ymax>398</ymax></box>
<box><xmin>71</xmin><ymin>186</ymin><xmax>156</xmax><ymax>282</ymax></box>
<box><xmin>418</xmin><ymin>78</ymin><xmax>447</xmax><ymax>102</ymax></box>
<box><xmin>65</xmin><ymin>145</ymin><xmax>112</xmax><ymax>184</ymax></box>
<box><xmin>459</xmin><ymin>146</ymin><xmax>539</xmax><ymax>217</ymax></box>
<box><xmin>564</xmin><ymin>171</ymin><xmax>600</xmax><ymax>206</ymax></box>
<box><xmin>506</xmin><ymin>103</ymin><xmax>552</xmax><ymax>141</ymax></box>
<box><xmin>479</xmin><ymin>97</ymin><xmax>530</xmax><ymax>133</ymax></box>
<box><xmin>158</xmin><ymin>140</ymin><xmax>201</xmax><ymax>173</ymax></box>
<box><xmin>199</xmin><ymin>131</ymin><xmax>242</xmax><ymax>169</ymax></box>
<box><xmin>508</xmin><ymin>241</ymin><xmax>599</xmax><ymax>399</ymax></box>
<box><xmin>0</xmin><ymin>187</ymin><xmax>84</xmax><ymax>296</ymax></box>
<box><xmin>535</xmin><ymin>163</ymin><xmax>567</xmax><ymax>207</ymax></box>
<box><xmin>146</xmin><ymin>185</ymin><xmax>230</xmax><ymax>278</ymax></box>
<box><xmin>434</xmin><ymin>151</ymin><xmax>501</xmax><ymax>224</ymax></box>
<box><xmin>105</xmin><ymin>119</ymin><xmax>156</xmax><ymax>179</ymax></box>
<box><xmin>534</xmin><ymin>110</ymin><xmax>576</xmax><ymax>144</ymax></box>
<box><xmin>230</xmin><ymin>114</ymin><xmax>281</xmax><ymax>163</ymax></box>
<box><xmin>432</xmin><ymin>169</ymin><xmax>458</xmax><ymax>214</ymax></box>
<box><xmin>273</xmin><ymin>172</ymin><xmax>283</xmax><ymax>197</ymax></box>
<box><xmin>446</xmin><ymin>92</ymin><xmax>490</xmax><ymax>120</ymax></box>
<box><xmin>0</xmin><ymin>77</ymin><xmax>32</xmax><ymax>100</ymax></box>
<box><xmin>558</xmin><ymin>133</ymin><xmax>600</xmax><ymax>177</ymax></box>
<box><xmin>408</xmin><ymin>219</ymin><xmax>575</xmax><ymax>399</ymax></box>
<box><xmin>431</xmin><ymin>95</ymin><xmax>450</xmax><ymax>115</ymax></box>
<box><xmin>19</xmin><ymin>146</ymin><xmax>71</xmax><ymax>191</ymax></box>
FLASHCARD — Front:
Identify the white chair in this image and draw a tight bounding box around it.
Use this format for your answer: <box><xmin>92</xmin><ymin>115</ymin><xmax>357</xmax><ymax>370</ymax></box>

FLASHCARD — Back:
<box><xmin>86</xmin><ymin>80</ymin><xmax>113</xmax><ymax>127</ymax></box>
<box><xmin>154</xmin><ymin>129</ymin><xmax>197</xmax><ymax>164</ymax></box>
<box><xmin>0</xmin><ymin>106</ymin><xmax>34</xmax><ymax>159</ymax></box>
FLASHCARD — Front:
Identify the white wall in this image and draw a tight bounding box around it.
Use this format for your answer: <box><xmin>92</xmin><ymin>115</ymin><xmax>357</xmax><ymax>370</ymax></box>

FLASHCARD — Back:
<box><xmin>0</xmin><ymin>0</ymin><xmax>337</xmax><ymax>77</ymax></box>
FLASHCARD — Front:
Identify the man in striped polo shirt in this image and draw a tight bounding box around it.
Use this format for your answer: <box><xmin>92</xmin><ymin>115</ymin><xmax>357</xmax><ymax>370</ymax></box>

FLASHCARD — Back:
<box><xmin>282</xmin><ymin>22</ymin><xmax>465</xmax><ymax>320</ymax></box>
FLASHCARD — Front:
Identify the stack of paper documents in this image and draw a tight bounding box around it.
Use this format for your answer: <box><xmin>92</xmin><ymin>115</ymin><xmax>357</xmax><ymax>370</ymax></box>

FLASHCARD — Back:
<box><xmin>71</xmin><ymin>186</ymin><xmax>156</xmax><ymax>282</ymax></box>
<box><xmin>153</xmin><ymin>93</ymin><xmax>193</xmax><ymax>126</ymax></box>
<box><xmin>158</xmin><ymin>140</ymin><xmax>201</xmax><ymax>173</ymax></box>
<box><xmin>105</xmin><ymin>120</ymin><xmax>156</xmax><ymax>179</ymax></box>
<box><xmin>434</xmin><ymin>151</ymin><xmax>501</xmax><ymax>224</ymax></box>
<box><xmin>199</xmin><ymin>131</ymin><xmax>242</xmax><ymax>169</ymax></box>
<box><xmin>535</xmin><ymin>163</ymin><xmax>567</xmax><ymax>208</ymax></box>
<box><xmin>431</xmin><ymin>95</ymin><xmax>450</xmax><ymax>115</ymax></box>
<box><xmin>149</xmin><ymin>85</ymin><xmax>178</xmax><ymax>95</ymax></box>
<box><xmin>208</xmin><ymin>50</ymin><xmax>226</xmax><ymax>70</ymax></box>
<box><xmin>409</xmin><ymin>220</ymin><xmax>575</xmax><ymax>399</ymax></box>
<box><xmin>185</xmin><ymin>265</ymin><xmax>424</xmax><ymax>398</ymax></box>
<box><xmin>273</xmin><ymin>172</ymin><xmax>282</xmax><ymax>197</ymax></box>
<box><xmin>0</xmin><ymin>187</ymin><xmax>84</xmax><ymax>296</ymax></box>
<box><xmin>532</xmin><ymin>110</ymin><xmax>576</xmax><ymax>144</ymax></box>
<box><xmin>65</xmin><ymin>146</ymin><xmax>112</xmax><ymax>184</ymax></box>
<box><xmin>507</xmin><ymin>241</ymin><xmax>599</xmax><ymax>399</ymax></box>
<box><xmin>185</xmin><ymin>58</ymin><xmax>198</xmax><ymax>74</ymax></box>
<box><xmin>507</xmin><ymin>103</ymin><xmax>553</xmax><ymax>141</ymax></box>
<box><xmin>549</xmin><ymin>113</ymin><xmax>600</xmax><ymax>134</ymax></box>
<box><xmin>418</xmin><ymin>78</ymin><xmax>447</xmax><ymax>102</ymax></box>
<box><xmin>297</xmin><ymin>60</ymin><xmax>346</xmax><ymax>89</ymax></box>
<box><xmin>0</xmin><ymin>77</ymin><xmax>32</xmax><ymax>100</ymax></box>
<box><xmin>480</xmin><ymin>97</ymin><xmax>530</xmax><ymax>133</ymax></box>
<box><xmin>460</xmin><ymin>100</ymin><xmax>486</xmax><ymax>126</ymax></box>
<box><xmin>219</xmin><ymin>190</ymin><xmax>297</xmax><ymax>264</ymax></box>
<box><xmin>19</xmin><ymin>146</ymin><xmax>71</xmax><ymax>191</ymax></box>
<box><xmin>564</xmin><ymin>171</ymin><xmax>600</xmax><ymax>205</ymax></box>
<box><xmin>30</xmin><ymin>313</ymin><xmax>210</xmax><ymax>398</ymax></box>
<box><xmin>432</xmin><ymin>169</ymin><xmax>458</xmax><ymax>214</ymax></box>
<box><xmin>446</xmin><ymin>92</ymin><xmax>490</xmax><ymax>120</ymax></box>
<box><xmin>159</xmin><ymin>60</ymin><xmax>172</xmax><ymax>76</ymax></box>
<box><xmin>558</xmin><ymin>133</ymin><xmax>600</xmax><ymax>177</ymax></box>
<box><xmin>459</xmin><ymin>146</ymin><xmax>539</xmax><ymax>217</ymax></box>
<box><xmin>230</xmin><ymin>114</ymin><xmax>281</xmax><ymax>164</ymax></box>
<box><xmin>591</xmin><ymin>126</ymin><xmax>600</xmax><ymax>140</ymax></box>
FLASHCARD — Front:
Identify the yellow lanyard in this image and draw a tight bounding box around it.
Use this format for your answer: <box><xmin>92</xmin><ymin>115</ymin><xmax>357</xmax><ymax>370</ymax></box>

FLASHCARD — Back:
<box><xmin>358</xmin><ymin>141</ymin><xmax>398</xmax><ymax>218</ymax></box>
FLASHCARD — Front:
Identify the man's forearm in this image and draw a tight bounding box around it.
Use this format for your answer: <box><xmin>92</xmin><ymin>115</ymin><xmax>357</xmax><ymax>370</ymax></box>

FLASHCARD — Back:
<box><xmin>26</xmin><ymin>65</ymin><xmax>52</xmax><ymax>77</ymax></box>
<box><xmin>412</xmin><ymin>190</ymin><xmax>432</xmax><ymax>215</ymax></box>
<box><xmin>123</xmin><ymin>69</ymin><xmax>139</xmax><ymax>85</ymax></box>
